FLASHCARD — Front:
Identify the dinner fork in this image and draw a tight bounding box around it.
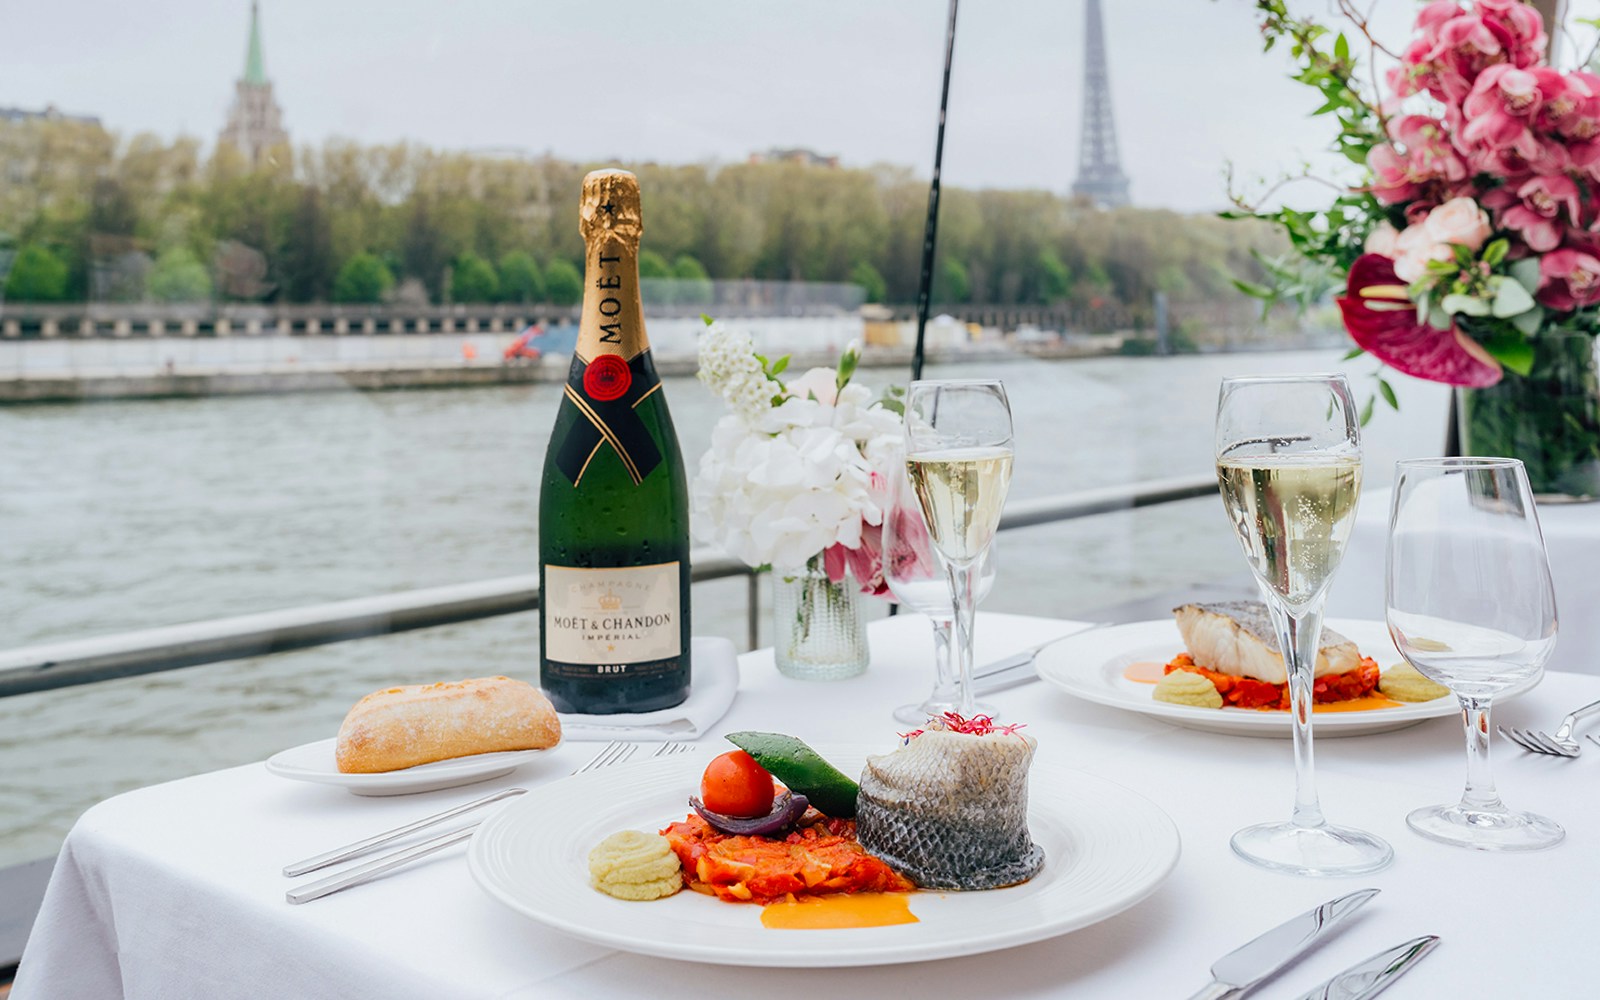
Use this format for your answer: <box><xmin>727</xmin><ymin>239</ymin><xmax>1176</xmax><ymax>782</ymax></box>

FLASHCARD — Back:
<box><xmin>285</xmin><ymin>741</ymin><xmax>694</xmax><ymax>904</ymax></box>
<box><xmin>1499</xmin><ymin>697</ymin><xmax>1600</xmax><ymax>757</ymax></box>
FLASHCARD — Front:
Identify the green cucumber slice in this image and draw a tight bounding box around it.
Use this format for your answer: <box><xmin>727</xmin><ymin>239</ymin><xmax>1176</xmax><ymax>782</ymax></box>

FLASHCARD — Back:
<box><xmin>724</xmin><ymin>731</ymin><xmax>859</xmax><ymax>818</ymax></box>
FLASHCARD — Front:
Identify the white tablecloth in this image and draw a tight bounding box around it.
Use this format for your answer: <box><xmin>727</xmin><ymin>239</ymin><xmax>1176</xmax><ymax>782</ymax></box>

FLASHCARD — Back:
<box><xmin>14</xmin><ymin>612</ymin><xmax>1596</xmax><ymax>998</ymax></box>
<box><xmin>1329</xmin><ymin>486</ymin><xmax>1600</xmax><ymax>675</ymax></box>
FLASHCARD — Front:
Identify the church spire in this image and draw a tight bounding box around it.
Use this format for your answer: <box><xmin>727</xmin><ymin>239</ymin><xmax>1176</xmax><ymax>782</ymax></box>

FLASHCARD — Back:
<box><xmin>219</xmin><ymin>1</ymin><xmax>289</xmax><ymax>164</ymax></box>
<box><xmin>243</xmin><ymin>1</ymin><xmax>267</xmax><ymax>87</ymax></box>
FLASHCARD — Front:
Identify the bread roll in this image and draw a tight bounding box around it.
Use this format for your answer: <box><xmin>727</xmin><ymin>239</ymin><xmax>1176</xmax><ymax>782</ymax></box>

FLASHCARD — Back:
<box><xmin>335</xmin><ymin>676</ymin><xmax>561</xmax><ymax>773</ymax></box>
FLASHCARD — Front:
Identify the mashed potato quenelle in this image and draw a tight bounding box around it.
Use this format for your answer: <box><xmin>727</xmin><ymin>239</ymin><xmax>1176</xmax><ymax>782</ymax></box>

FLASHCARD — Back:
<box><xmin>1153</xmin><ymin>670</ymin><xmax>1224</xmax><ymax>708</ymax></box>
<box><xmin>588</xmin><ymin>830</ymin><xmax>683</xmax><ymax>901</ymax></box>
<box><xmin>1378</xmin><ymin>662</ymin><xmax>1450</xmax><ymax>703</ymax></box>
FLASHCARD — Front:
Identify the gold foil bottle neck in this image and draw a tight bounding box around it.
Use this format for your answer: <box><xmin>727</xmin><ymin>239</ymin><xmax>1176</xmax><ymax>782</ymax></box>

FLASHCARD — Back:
<box><xmin>580</xmin><ymin>169</ymin><xmax>643</xmax><ymax>247</ymax></box>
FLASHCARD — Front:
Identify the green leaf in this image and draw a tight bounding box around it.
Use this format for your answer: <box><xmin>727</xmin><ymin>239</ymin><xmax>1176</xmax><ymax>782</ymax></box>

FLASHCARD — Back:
<box><xmin>702</xmin><ymin>313</ymin><xmax>716</xmax><ymax>327</ymax></box>
<box><xmin>1512</xmin><ymin>304</ymin><xmax>1545</xmax><ymax>336</ymax></box>
<box><xmin>1334</xmin><ymin>32</ymin><xmax>1350</xmax><ymax>62</ymax></box>
<box><xmin>1483</xmin><ymin>331</ymin><xmax>1536</xmax><ymax>376</ymax></box>
<box><xmin>1489</xmin><ymin>277</ymin><xmax>1536</xmax><ymax>318</ymax></box>
<box><xmin>1377</xmin><ymin>378</ymin><xmax>1399</xmax><ymax>410</ymax></box>
<box><xmin>1232</xmin><ymin>278</ymin><xmax>1275</xmax><ymax>300</ymax></box>
<box><xmin>1441</xmin><ymin>292</ymin><xmax>1490</xmax><ymax>317</ymax></box>
<box><xmin>1452</xmin><ymin>244</ymin><xmax>1475</xmax><ymax>267</ymax></box>
<box><xmin>1341</xmin><ymin>347</ymin><xmax>1365</xmax><ymax>360</ymax></box>
<box><xmin>1482</xmin><ymin>238</ymin><xmax>1509</xmax><ymax>267</ymax></box>
<box><xmin>1427</xmin><ymin>305</ymin><xmax>1453</xmax><ymax>330</ymax></box>
<box><xmin>1359</xmin><ymin>394</ymin><xmax>1375</xmax><ymax>426</ymax></box>
<box><xmin>769</xmin><ymin>354</ymin><xmax>790</xmax><ymax>376</ymax></box>
<box><xmin>1509</xmin><ymin>257</ymin><xmax>1541</xmax><ymax>294</ymax></box>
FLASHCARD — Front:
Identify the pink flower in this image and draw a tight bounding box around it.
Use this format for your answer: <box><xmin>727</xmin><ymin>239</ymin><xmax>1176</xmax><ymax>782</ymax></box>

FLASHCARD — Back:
<box><xmin>1537</xmin><ymin>248</ymin><xmax>1600</xmax><ymax>311</ymax></box>
<box><xmin>1479</xmin><ymin>0</ymin><xmax>1548</xmax><ymax>67</ymax></box>
<box><xmin>1392</xmin><ymin>223</ymin><xmax>1455</xmax><ymax>283</ymax></box>
<box><xmin>1365</xmin><ymin>221</ymin><xmax>1401</xmax><ymax>257</ymax></box>
<box><xmin>1426</xmin><ymin>196</ymin><xmax>1493</xmax><ymax>250</ymax></box>
<box><xmin>1366</xmin><ymin>117</ymin><xmax>1469</xmax><ymax>205</ymax></box>
<box><xmin>1430</xmin><ymin>13</ymin><xmax>1513</xmax><ymax>82</ymax></box>
<box><xmin>823</xmin><ymin>523</ymin><xmax>890</xmax><ymax>598</ymax></box>
<box><xmin>1492</xmin><ymin>175</ymin><xmax>1581</xmax><ymax>252</ymax></box>
<box><xmin>1461</xmin><ymin>65</ymin><xmax>1542</xmax><ymax>150</ymax></box>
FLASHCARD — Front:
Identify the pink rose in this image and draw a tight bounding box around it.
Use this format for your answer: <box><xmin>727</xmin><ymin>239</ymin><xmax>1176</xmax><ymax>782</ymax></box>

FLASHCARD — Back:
<box><xmin>1423</xmin><ymin>197</ymin><xmax>1492</xmax><ymax>251</ymax></box>
<box><xmin>1365</xmin><ymin>221</ymin><xmax>1401</xmax><ymax>257</ymax></box>
<box><xmin>785</xmin><ymin>367</ymin><xmax>839</xmax><ymax>407</ymax></box>
<box><xmin>1393</xmin><ymin>223</ymin><xmax>1455</xmax><ymax>283</ymax></box>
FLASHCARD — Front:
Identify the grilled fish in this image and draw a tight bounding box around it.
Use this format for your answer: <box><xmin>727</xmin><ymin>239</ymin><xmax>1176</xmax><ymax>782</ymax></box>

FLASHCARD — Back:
<box><xmin>1173</xmin><ymin>600</ymin><xmax>1360</xmax><ymax>684</ymax></box>
<box><xmin>855</xmin><ymin>729</ymin><xmax>1044</xmax><ymax>891</ymax></box>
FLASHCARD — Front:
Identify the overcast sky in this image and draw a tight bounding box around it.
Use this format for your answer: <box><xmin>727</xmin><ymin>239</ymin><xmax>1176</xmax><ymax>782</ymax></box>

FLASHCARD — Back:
<box><xmin>5</xmin><ymin>1</ymin><xmax>1600</xmax><ymax>213</ymax></box>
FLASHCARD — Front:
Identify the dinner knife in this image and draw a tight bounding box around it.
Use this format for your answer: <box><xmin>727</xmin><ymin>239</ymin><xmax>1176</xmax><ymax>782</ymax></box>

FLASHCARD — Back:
<box><xmin>1291</xmin><ymin>935</ymin><xmax>1440</xmax><ymax>1000</ymax></box>
<box><xmin>970</xmin><ymin>625</ymin><xmax>1107</xmax><ymax>695</ymax></box>
<box><xmin>1184</xmin><ymin>888</ymin><xmax>1380</xmax><ymax>1000</ymax></box>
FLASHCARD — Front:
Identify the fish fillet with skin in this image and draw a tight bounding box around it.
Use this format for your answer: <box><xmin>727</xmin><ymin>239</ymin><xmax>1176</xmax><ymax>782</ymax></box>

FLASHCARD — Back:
<box><xmin>1173</xmin><ymin>601</ymin><xmax>1360</xmax><ymax>684</ymax></box>
<box><xmin>855</xmin><ymin>729</ymin><xmax>1044</xmax><ymax>891</ymax></box>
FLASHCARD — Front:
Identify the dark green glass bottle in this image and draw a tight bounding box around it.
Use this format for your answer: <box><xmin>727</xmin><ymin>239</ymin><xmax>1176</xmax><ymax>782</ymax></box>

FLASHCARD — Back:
<box><xmin>539</xmin><ymin>169</ymin><xmax>691</xmax><ymax>713</ymax></box>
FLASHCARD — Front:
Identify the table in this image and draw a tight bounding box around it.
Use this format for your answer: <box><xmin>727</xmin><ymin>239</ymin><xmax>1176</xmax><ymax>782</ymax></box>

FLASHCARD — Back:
<box><xmin>13</xmin><ymin>613</ymin><xmax>1596</xmax><ymax>998</ymax></box>
<box><xmin>1328</xmin><ymin>486</ymin><xmax>1600</xmax><ymax>675</ymax></box>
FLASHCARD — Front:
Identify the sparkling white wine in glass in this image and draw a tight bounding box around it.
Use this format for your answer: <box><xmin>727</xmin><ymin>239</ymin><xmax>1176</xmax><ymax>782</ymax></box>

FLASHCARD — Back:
<box><xmin>905</xmin><ymin>447</ymin><xmax>1014</xmax><ymax>565</ymax></box>
<box><xmin>1214</xmin><ymin>373</ymin><xmax>1391</xmax><ymax>877</ymax></box>
<box><xmin>1216</xmin><ymin>455</ymin><xmax>1362</xmax><ymax>609</ymax></box>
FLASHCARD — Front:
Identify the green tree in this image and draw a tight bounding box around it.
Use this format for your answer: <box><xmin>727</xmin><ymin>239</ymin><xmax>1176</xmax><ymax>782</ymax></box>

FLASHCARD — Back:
<box><xmin>281</xmin><ymin>187</ymin><xmax>334</xmax><ymax>302</ymax></box>
<box><xmin>3</xmin><ymin>245</ymin><xmax>69</xmax><ymax>301</ymax></box>
<box><xmin>850</xmin><ymin>261</ymin><xmax>887</xmax><ymax>303</ymax></box>
<box><xmin>332</xmin><ymin>252</ymin><xmax>395</xmax><ymax>304</ymax></box>
<box><xmin>672</xmin><ymin>253</ymin><xmax>712</xmax><ymax>304</ymax></box>
<box><xmin>1037</xmin><ymin>249</ymin><xmax>1071</xmax><ymax>303</ymax></box>
<box><xmin>937</xmin><ymin>258</ymin><xmax>970</xmax><ymax>303</ymax></box>
<box><xmin>147</xmin><ymin>246</ymin><xmax>212</xmax><ymax>303</ymax></box>
<box><xmin>451</xmin><ymin>252</ymin><xmax>498</xmax><ymax>302</ymax></box>
<box><xmin>498</xmin><ymin>250</ymin><xmax>544</xmax><ymax>303</ymax></box>
<box><xmin>638</xmin><ymin>249</ymin><xmax>671</xmax><ymax>279</ymax></box>
<box><xmin>544</xmin><ymin>258</ymin><xmax>583</xmax><ymax>306</ymax></box>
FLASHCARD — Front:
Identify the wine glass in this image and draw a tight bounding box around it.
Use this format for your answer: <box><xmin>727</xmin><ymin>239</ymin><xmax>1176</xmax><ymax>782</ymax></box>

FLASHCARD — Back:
<box><xmin>903</xmin><ymin>379</ymin><xmax>1013</xmax><ymax>719</ymax></box>
<box><xmin>882</xmin><ymin>450</ymin><xmax>997</xmax><ymax>724</ymax></box>
<box><xmin>1387</xmin><ymin>457</ymin><xmax>1562</xmax><ymax>851</ymax></box>
<box><xmin>1215</xmin><ymin>374</ymin><xmax>1393</xmax><ymax>876</ymax></box>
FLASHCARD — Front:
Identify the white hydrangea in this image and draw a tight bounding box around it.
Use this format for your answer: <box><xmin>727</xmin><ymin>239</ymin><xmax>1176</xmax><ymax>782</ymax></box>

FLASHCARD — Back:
<box><xmin>696</xmin><ymin>322</ymin><xmax>773</xmax><ymax>423</ymax></box>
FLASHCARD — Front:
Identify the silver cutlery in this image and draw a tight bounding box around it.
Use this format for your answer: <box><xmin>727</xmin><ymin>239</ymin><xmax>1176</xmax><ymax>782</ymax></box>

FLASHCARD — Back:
<box><xmin>1184</xmin><ymin>888</ymin><xmax>1379</xmax><ymax>1000</ymax></box>
<box><xmin>284</xmin><ymin>740</ymin><xmax>691</xmax><ymax>905</ymax></box>
<box><xmin>970</xmin><ymin>625</ymin><xmax>1109</xmax><ymax>695</ymax></box>
<box><xmin>283</xmin><ymin>786</ymin><xmax>526</xmax><ymax>878</ymax></box>
<box><xmin>1499</xmin><ymin>696</ymin><xmax>1600</xmax><ymax>757</ymax></box>
<box><xmin>1291</xmin><ymin>935</ymin><xmax>1440</xmax><ymax>1000</ymax></box>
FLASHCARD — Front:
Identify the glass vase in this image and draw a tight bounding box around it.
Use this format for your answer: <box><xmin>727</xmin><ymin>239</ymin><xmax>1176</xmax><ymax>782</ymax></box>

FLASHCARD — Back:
<box><xmin>1458</xmin><ymin>330</ymin><xmax>1600</xmax><ymax>503</ymax></box>
<box><xmin>771</xmin><ymin>557</ymin><xmax>869</xmax><ymax>680</ymax></box>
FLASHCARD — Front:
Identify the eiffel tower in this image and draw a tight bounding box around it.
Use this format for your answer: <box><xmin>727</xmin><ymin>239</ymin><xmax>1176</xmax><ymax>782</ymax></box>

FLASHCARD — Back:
<box><xmin>1071</xmin><ymin>0</ymin><xmax>1131</xmax><ymax>208</ymax></box>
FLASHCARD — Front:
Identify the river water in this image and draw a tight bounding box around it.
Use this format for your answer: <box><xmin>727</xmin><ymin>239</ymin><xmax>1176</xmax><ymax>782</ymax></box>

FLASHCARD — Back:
<box><xmin>0</xmin><ymin>349</ymin><xmax>1449</xmax><ymax>864</ymax></box>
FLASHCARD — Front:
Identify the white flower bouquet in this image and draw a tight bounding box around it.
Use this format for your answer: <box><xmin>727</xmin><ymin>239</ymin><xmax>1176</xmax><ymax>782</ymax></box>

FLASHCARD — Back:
<box><xmin>692</xmin><ymin>319</ymin><xmax>902</xmax><ymax>587</ymax></box>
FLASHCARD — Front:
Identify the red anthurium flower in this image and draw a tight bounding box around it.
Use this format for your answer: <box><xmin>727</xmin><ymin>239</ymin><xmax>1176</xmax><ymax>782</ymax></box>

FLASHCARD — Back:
<box><xmin>1336</xmin><ymin>254</ymin><xmax>1503</xmax><ymax>388</ymax></box>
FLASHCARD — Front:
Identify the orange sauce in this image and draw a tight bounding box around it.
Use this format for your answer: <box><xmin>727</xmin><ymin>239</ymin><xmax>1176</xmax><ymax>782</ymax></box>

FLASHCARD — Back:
<box><xmin>759</xmin><ymin>892</ymin><xmax>919</xmax><ymax>930</ymax></box>
<box><xmin>1314</xmin><ymin>694</ymin><xmax>1402</xmax><ymax>712</ymax></box>
<box><xmin>1122</xmin><ymin>661</ymin><xmax>1167</xmax><ymax>683</ymax></box>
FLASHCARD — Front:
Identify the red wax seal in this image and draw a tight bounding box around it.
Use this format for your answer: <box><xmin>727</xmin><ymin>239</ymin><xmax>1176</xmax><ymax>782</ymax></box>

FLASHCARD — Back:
<box><xmin>583</xmin><ymin>354</ymin><xmax>632</xmax><ymax>401</ymax></box>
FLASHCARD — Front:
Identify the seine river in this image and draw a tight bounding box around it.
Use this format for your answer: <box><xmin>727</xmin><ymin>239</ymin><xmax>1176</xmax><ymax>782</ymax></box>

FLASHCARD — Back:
<box><xmin>0</xmin><ymin>349</ymin><xmax>1449</xmax><ymax>864</ymax></box>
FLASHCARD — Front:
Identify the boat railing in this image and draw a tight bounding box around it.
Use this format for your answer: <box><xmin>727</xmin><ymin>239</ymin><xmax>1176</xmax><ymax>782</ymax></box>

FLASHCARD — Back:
<box><xmin>0</xmin><ymin>474</ymin><xmax>1219</xmax><ymax>700</ymax></box>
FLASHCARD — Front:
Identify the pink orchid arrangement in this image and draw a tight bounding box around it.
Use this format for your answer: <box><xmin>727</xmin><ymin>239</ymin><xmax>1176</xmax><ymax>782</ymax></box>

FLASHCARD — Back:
<box><xmin>1237</xmin><ymin>0</ymin><xmax>1600</xmax><ymax>395</ymax></box>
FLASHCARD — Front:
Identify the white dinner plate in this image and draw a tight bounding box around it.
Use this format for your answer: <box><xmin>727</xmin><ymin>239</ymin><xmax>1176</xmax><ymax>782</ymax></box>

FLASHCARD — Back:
<box><xmin>469</xmin><ymin>745</ymin><xmax>1180</xmax><ymax>967</ymax></box>
<box><xmin>1035</xmin><ymin>618</ymin><xmax>1540</xmax><ymax>738</ymax></box>
<box><xmin>265</xmin><ymin>737</ymin><xmax>559</xmax><ymax>796</ymax></box>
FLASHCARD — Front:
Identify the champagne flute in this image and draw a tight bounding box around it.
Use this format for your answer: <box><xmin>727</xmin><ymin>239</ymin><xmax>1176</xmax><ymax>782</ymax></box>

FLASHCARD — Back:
<box><xmin>1387</xmin><ymin>457</ymin><xmax>1562</xmax><ymax>850</ymax></box>
<box><xmin>882</xmin><ymin>450</ymin><xmax>997</xmax><ymax>724</ymax></box>
<box><xmin>1215</xmin><ymin>374</ymin><xmax>1393</xmax><ymax>876</ymax></box>
<box><xmin>903</xmin><ymin>379</ymin><xmax>1013</xmax><ymax>719</ymax></box>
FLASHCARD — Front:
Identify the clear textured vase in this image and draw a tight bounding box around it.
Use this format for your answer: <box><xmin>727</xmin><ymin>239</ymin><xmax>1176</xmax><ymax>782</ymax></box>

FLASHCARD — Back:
<box><xmin>771</xmin><ymin>558</ymin><xmax>869</xmax><ymax>680</ymax></box>
<box><xmin>1458</xmin><ymin>331</ymin><xmax>1600</xmax><ymax>503</ymax></box>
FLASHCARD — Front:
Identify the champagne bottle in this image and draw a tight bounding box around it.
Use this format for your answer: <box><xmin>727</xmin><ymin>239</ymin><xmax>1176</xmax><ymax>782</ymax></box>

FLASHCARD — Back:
<box><xmin>539</xmin><ymin>169</ymin><xmax>691</xmax><ymax>713</ymax></box>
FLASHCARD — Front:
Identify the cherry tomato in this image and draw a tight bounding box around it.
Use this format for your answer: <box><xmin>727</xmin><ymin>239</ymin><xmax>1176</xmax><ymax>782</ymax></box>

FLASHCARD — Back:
<box><xmin>700</xmin><ymin>750</ymin><xmax>775</xmax><ymax>818</ymax></box>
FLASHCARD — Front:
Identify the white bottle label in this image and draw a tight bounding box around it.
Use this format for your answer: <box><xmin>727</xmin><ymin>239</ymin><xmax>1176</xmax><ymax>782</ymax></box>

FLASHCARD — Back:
<box><xmin>544</xmin><ymin>561</ymin><xmax>682</xmax><ymax>667</ymax></box>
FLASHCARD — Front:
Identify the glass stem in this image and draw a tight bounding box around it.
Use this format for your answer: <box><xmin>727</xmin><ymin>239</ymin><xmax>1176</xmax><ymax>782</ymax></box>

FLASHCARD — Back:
<box><xmin>1458</xmin><ymin>697</ymin><xmax>1505</xmax><ymax>813</ymax></box>
<box><xmin>946</xmin><ymin>560</ymin><xmax>978</xmax><ymax>717</ymax></box>
<box><xmin>928</xmin><ymin>617</ymin><xmax>957</xmax><ymax>706</ymax></box>
<box><xmin>1275</xmin><ymin>601</ymin><xmax>1327</xmax><ymax>831</ymax></box>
